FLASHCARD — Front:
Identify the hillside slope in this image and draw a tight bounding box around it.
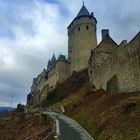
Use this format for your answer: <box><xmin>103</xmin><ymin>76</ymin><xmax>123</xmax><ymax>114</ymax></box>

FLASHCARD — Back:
<box><xmin>44</xmin><ymin>69</ymin><xmax>140</xmax><ymax>140</ymax></box>
<box><xmin>0</xmin><ymin>111</ymin><xmax>53</xmax><ymax>140</ymax></box>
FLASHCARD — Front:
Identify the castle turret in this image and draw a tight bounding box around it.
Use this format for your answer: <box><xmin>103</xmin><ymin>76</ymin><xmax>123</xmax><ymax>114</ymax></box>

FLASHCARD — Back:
<box><xmin>68</xmin><ymin>3</ymin><xmax>97</xmax><ymax>75</ymax></box>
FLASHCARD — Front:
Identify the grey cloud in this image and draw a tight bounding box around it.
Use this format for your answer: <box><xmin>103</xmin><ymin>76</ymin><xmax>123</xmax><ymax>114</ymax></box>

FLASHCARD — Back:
<box><xmin>84</xmin><ymin>0</ymin><xmax>140</xmax><ymax>43</ymax></box>
<box><xmin>0</xmin><ymin>0</ymin><xmax>37</xmax><ymax>39</ymax></box>
<box><xmin>0</xmin><ymin>82</ymin><xmax>27</xmax><ymax>105</ymax></box>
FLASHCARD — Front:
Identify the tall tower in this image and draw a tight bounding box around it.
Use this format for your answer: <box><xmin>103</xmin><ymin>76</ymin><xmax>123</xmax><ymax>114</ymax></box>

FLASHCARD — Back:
<box><xmin>68</xmin><ymin>3</ymin><xmax>97</xmax><ymax>75</ymax></box>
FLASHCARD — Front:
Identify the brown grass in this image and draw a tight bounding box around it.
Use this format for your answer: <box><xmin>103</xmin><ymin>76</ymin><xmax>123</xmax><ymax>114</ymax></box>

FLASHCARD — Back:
<box><xmin>50</xmin><ymin>69</ymin><xmax>140</xmax><ymax>140</ymax></box>
<box><xmin>0</xmin><ymin>111</ymin><xmax>53</xmax><ymax>140</ymax></box>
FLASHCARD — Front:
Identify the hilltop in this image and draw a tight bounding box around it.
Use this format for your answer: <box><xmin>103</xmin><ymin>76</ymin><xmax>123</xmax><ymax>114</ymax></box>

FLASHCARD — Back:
<box><xmin>40</xmin><ymin>69</ymin><xmax>140</xmax><ymax>140</ymax></box>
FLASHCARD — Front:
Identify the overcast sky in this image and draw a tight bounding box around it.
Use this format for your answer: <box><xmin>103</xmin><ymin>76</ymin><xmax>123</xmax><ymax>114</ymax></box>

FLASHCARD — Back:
<box><xmin>0</xmin><ymin>0</ymin><xmax>140</xmax><ymax>107</ymax></box>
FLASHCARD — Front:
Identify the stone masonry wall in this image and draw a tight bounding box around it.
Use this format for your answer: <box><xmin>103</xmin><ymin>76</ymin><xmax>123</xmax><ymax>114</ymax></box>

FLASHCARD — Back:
<box><xmin>90</xmin><ymin>32</ymin><xmax>140</xmax><ymax>93</ymax></box>
<box><xmin>29</xmin><ymin>61</ymin><xmax>68</xmax><ymax>106</ymax></box>
<box><xmin>89</xmin><ymin>35</ymin><xmax>118</xmax><ymax>89</ymax></box>
<box><xmin>68</xmin><ymin>17</ymin><xmax>97</xmax><ymax>75</ymax></box>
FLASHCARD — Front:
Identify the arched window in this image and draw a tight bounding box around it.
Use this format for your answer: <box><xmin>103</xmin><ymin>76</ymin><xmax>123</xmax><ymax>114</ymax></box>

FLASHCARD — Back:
<box><xmin>86</xmin><ymin>26</ymin><xmax>89</xmax><ymax>30</ymax></box>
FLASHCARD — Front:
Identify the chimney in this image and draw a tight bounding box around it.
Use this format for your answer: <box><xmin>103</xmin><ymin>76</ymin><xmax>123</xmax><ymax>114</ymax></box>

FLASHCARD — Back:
<box><xmin>102</xmin><ymin>29</ymin><xmax>109</xmax><ymax>39</ymax></box>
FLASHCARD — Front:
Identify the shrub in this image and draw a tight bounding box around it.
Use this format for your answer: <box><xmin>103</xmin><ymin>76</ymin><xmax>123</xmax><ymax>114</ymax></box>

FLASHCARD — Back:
<box><xmin>47</xmin><ymin>90</ymin><xmax>57</xmax><ymax>101</ymax></box>
<box><xmin>16</xmin><ymin>104</ymin><xmax>25</xmax><ymax>112</ymax></box>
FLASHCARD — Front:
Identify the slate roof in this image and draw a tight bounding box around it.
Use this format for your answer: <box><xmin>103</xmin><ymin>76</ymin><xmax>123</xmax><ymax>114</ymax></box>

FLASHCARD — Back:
<box><xmin>58</xmin><ymin>55</ymin><xmax>67</xmax><ymax>63</ymax></box>
<box><xmin>76</xmin><ymin>5</ymin><xmax>90</xmax><ymax>18</ymax></box>
<box><xmin>51</xmin><ymin>54</ymin><xmax>56</xmax><ymax>63</ymax></box>
<box><xmin>68</xmin><ymin>4</ymin><xmax>97</xmax><ymax>28</ymax></box>
<box><xmin>91</xmin><ymin>34</ymin><xmax>118</xmax><ymax>53</ymax></box>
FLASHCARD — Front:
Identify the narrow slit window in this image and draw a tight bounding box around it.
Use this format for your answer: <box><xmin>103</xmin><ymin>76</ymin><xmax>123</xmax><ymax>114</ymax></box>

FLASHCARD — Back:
<box><xmin>78</xmin><ymin>27</ymin><xmax>80</xmax><ymax>31</ymax></box>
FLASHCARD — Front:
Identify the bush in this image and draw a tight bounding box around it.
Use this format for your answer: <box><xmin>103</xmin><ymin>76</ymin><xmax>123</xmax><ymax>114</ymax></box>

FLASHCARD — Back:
<box><xmin>46</xmin><ymin>84</ymin><xmax>68</xmax><ymax>106</ymax></box>
<box><xmin>47</xmin><ymin>90</ymin><xmax>57</xmax><ymax>101</ymax></box>
<box><xmin>16</xmin><ymin>104</ymin><xmax>25</xmax><ymax>112</ymax></box>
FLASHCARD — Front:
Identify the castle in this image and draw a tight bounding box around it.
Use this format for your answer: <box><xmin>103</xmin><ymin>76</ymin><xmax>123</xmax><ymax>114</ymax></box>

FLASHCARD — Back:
<box><xmin>27</xmin><ymin>3</ymin><xmax>140</xmax><ymax>106</ymax></box>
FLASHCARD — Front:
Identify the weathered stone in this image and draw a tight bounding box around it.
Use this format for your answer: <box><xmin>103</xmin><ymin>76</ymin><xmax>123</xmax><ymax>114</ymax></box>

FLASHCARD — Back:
<box><xmin>89</xmin><ymin>32</ymin><xmax>140</xmax><ymax>93</ymax></box>
<box><xmin>67</xmin><ymin>5</ymin><xmax>97</xmax><ymax>75</ymax></box>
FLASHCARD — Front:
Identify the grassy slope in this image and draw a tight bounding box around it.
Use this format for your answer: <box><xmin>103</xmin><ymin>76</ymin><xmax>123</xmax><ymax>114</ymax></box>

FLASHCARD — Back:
<box><xmin>44</xmin><ymin>69</ymin><xmax>140</xmax><ymax>140</ymax></box>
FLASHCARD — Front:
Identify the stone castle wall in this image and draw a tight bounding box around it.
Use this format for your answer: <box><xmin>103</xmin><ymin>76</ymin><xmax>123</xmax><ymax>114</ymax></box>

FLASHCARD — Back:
<box><xmin>45</xmin><ymin>61</ymin><xmax>68</xmax><ymax>92</ymax></box>
<box><xmin>29</xmin><ymin>69</ymin><xmax>47</xmax><ymax>106</ymax></box>
<box><xmin>89</xmin><ymin>32</ymin><xmax>140</xmax><ymax>93</ymax></box>
<box><xmin>56</xmin><ymin>61</ymin><xmax>68</xmax><ymax>83</ymax></box>
<box><xmin>28</xmin><ymin>60</ymin><xmax>68</xmax><ymax>106</ymax></box>
<box><xmin>88</xmin><ymin>35</ymin><xmax>118</xmax><ymax>89</ymax></box>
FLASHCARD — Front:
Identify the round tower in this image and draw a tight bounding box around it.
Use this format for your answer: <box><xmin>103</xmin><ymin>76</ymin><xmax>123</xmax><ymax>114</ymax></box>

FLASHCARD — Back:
<box><xmin>68</xmin><ymin>4</ymin><xmax>97</xmax><ymax>75</ymax></box>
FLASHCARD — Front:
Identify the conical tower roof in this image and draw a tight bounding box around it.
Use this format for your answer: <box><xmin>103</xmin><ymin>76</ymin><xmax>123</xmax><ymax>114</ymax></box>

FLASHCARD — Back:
<box><xmin>68</xmin><ymin>4</ymin><xmax>97</xmax><ymax>28</ymax></box>
<box><xmin>76</xmin><ymin>5</ymin><xmax>90</xmax><ymax>18</ymax></box>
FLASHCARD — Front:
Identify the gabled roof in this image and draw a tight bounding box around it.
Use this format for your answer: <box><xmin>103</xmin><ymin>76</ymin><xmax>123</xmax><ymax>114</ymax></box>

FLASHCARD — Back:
<box><xmin>124</xmin><ymin>31</ymin><xmax>140</xmax><ymax>48</ymax></box>
<box><xmin>92</xmin><ymin>34</ymin><xmax>118</xmax><ymax>53</ymax></box>
<box><xmin>101</xmin><ymin>34</ymin><xmax>118</xmax><ymax>46</ymax></box>
<box><xmin>76</xmin><ymin>5</ymin><xmax>90</xmax><ymax>18</ymax></box>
